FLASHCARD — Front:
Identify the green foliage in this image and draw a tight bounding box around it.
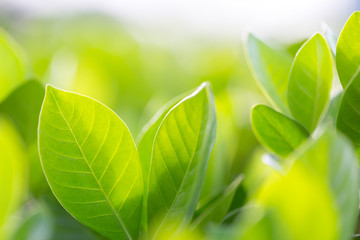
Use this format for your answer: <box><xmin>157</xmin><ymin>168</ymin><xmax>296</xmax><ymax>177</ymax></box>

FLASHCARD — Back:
<box><xmin>2</xmin><ymin>9</ymin><xmax>360</xmax><ymax>240</ymax></box>
<box><xmin>336</xmin><ymin>12</ymin><xmax>360</xmax><ymax>145</ymax></box>
<box><xmin>146</xmin><ymin>83</ymin><xmax>216</xmax><ymax>237</ymax></box>
<box><xmin>39</xmin><ymin>85</ymin><xmax>143</xmax><ymax>239</ymax></box>
<box><xmin>251</xmin><ymin>104</ymin><xmax>309</xmax><ymax>157</ymax></box>
<box><xmin>247</xmin><ymin>34</ymin><xmax>292</xmax><ymax>114</ymax></box>
<box><xmin>287</xmin><ymin>33</ymin><xmax>333</xmax><ymax>132</ymax></box>
<box><xmin>0</xmin><ymin>117</ymin><xmax>26</xmax><ymax>238</ymax></box>
<box><xmin>38</xmin><ymin>83</ymin><xmax>216</xmax><ymax>239</ymax></box>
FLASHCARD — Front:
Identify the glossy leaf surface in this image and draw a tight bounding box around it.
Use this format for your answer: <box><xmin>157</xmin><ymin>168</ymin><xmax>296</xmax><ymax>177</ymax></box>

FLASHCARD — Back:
<box><xmin>251</xmin><ymin>104</ymin><xmax>309</xmax><ymax>157</ymax></box>
<box><xmin>287</xmin><ymin>33</ymin><xmax>333</xmax><ymax>132</ymax></box>
<box><xmin>38</xmin><ymin>85</ymin><xmax>143</xmax><ymax>240</ymax></box>
<box><xmin>336</xmin><ymin>12</ymin><xmax>360</xmax><ymax>144</ymax></box>
<box><xmin>336</xmin><ymin>11</ymin><xmax>360</xmax><ymax>88</ymax></box>
<box><xmin>247</xmin><ymin>34</ymin><xmax>292</xmax><ymax>114</ymax></box>
<box><xmin>147</xmin><ymin>83</ymin><xmax>216</xmax><ymax>236</ymax></box>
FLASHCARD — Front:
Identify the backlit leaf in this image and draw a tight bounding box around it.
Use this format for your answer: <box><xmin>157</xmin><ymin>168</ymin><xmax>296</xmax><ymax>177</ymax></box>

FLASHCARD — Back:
<box><xmin>287</xmin><ymin>33</ymin><xmax>333</xmax><ymax>132</ymax></box>
<box><xmin>251</xmin><ymin>104</ymin><xmax>309</xmax><ymax>157</ymax></box>
<box><xmin>147</xmin><ymin>82</ymin><xmax>216</xmax><ymax>237</ymax></box>
<box><xmin>336</xmin><ymin>12</ymin><xmax>360</xmax><ymax>145</ymax></box>
<box><xmin>38</xmin><ymin>85</ymin><xmax>143</xmax><ymax>240</ymax></box>
<box><xmin>247</xmin><ymin>34</ymin><xmax>292</xmax><ymax>114</ymax></box>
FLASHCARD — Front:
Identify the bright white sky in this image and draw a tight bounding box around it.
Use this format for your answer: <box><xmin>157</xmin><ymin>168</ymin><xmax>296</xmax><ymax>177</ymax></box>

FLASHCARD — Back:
<box><xmin>2</xmin><ymin>0</ymin><xmax>358</xmax><ymax>41</ymax></box>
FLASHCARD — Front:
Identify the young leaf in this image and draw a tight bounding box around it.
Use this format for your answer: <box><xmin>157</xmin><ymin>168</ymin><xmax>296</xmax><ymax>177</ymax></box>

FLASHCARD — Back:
<box><xmin>147</xmin><ymin>82</ymin><xmax>216</xmax><ymax>236</ymax></box>
<box><xmin>336</xmin><ymin>12</ymin><xmax>360</xmax><ymax>144</ymax></box>
<box><xmin>247</xmin><ymin>34</ymin><xmax>292</xmax><ymax>114</ymax></box>
<box><xmin>38</xmin><ymin>85</ymin><xmax>143</xmax><ymax>240</ymax></box>
<box><xmin>287</xmin><ymin>33</ymin><xmax>333</xmax><ymax>132</ymax></box>
<box><xmin>251</xmin><ymin>104</ymin><xmax>309</xmax><ymax>157</ymax></box>
<box><xmin>336</xmin><ymin>11</ymin><xmax>360</xmax><ymax>88</ymax></box>
<box><xmin>137</xmin><ymin>92</ymin><xmax>186</xmax><ymax>234</ymax></box>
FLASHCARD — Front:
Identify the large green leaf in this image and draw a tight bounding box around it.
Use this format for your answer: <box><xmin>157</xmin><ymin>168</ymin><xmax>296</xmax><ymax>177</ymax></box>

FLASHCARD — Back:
<box><xmin>38</xmin><ymin>85</ymin><xmax>143</xmax><ymax>240</ymax></box>
<box><xmin>336</xmin><ymin>12</ymin><xmax>360</xmax><ymax>145</ymax></box>
<box><xmin>287</xmin><ymin>33</ymin><xmax>333</xmax><ymax>132</ymax></box>
<box><xmin>251</xmin><ymin>104</ymin><xmax>309</xmax><ymax>157</ymax></box>
<box><xmin>0</xmin><ymin>28</ymin><xmax>27</xmax><ymax>102</ymax></box>
<box><xmin>137</xmin><ymin>92</ymin><xmax>186</xmax><ymax>234</ymax></box>
<box><xmin>247</xmin><ymin>34</ymin><xmax>292</xmax><ymax>114</ymax></box>
<box><xmin>336</xmin><ymin>11</ymin><xmax>360</xmax><ymax>88</ymax></box>
<box><xmin>0</xmin><ymin>117</ymin><xmax>26</xmax><ymax>238</ymax></box>
<box><xmin>146</xmin><ymin>82</ymin><xmax>216</xmax><ymax>237</ymax></box>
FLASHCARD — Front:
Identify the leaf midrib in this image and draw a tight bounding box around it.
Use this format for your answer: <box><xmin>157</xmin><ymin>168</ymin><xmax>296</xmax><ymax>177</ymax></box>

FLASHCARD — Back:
<box><xmin>258</xmin><ymin>110</ymin><xmax>296</xmax><ymax>150</ymax></box>
<box><xmin>151</xmin><ymin>102</ymin><xmax>206</xmax><ymax>239</ymax></box>
<box><xmin>49</xmin><ymin>90</ymin><xmax>132</xmax><ymax>240</ymax></box>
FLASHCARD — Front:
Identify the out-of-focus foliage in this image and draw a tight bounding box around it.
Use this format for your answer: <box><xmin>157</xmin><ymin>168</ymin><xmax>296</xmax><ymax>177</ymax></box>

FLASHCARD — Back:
<box><xmin>0</xmin><ymin>117</ymin><xmax>26</xmax><ymax>239</ymax></box>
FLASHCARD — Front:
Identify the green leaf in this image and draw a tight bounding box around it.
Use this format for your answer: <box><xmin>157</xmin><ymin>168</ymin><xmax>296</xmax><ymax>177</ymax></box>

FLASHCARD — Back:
<box><xmin>0</xmin><ymin>28</ymin><xmax>27</xmax><ymax>102</ymax></box>
<box><xmin>247</xmin><ymin>34</ymin><xmax>292</xmax><ymax>114</ymax></box>
<box><xmin>137</xmin><ymin>92</ymin><xmax>186</xmax><ymax>234</ymax></box>
<box><xmin>0</xmin><ymin>117</ymin><xmax>26</xmax><ymax>237</ymax></box>
<box><xmin>287</xmin><ymin>33</ymin><xmax>333</xmax><ymax>132</ymax></box>
<box><xmin>38</xmin><ymin>85</ymin><xmax>143</xmax><ymax>240</ymax></box>
<box><xmin>251</xmin><ymin>104</ymin><xmax>309</xmax><ymax>157</ymax></box>
<box><xmin>336</xmin><ymin>11</ymin><xmax>360</xmax><ymax>88</ymax></box>
<box><xmin>191</xmin><ymin>175</ymin><xmax>243</xmax><ymax>229</ymax></box>
<box><xmin>146</xmin><ymin>82</ymin><xmax>216</xmax><ymax>237</ymax></box>
<box><xmin>336</xmin><ymin>12</ymin><xmax>360</xmax><ymax>145</ymax></box>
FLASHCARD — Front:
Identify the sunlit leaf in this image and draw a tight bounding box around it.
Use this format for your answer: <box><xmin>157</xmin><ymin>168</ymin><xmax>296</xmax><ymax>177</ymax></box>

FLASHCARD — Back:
<box><xmin>38</xmin><ymin>85</ymin><xmax>143</xmax><ymax>240</ymax></box>
<box><xmin>336</xmin><ymin>11</ymin><xmax>360</xmax><ymax>88</ymax></box>
<box><xmin>147</xmin><ymin>83</ymin><xmax>216</xmax><ymax>237</ymax></box>
<box><xmin>287</xmin><ymin>33</ymin><xmax>333</xmax><ymax>132</ymax></box>
<box><xmin>251</xmin><ymin>104</ymin><xmax>309</xmax><ymax>157</ymax></box>
<box><xmin>137</xmin><ymin>92</ymin><xmax>186</xmax><ymax>234</ymax></box>
<box><xmin>247</xmin><ymin>34</ymin><xmax>292</xmax><ymax>114</ymax></box>
<box><xmin>336</xmin><ymin>12</ymin><xmax>360</xmax><ymax>144</ymax></box>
